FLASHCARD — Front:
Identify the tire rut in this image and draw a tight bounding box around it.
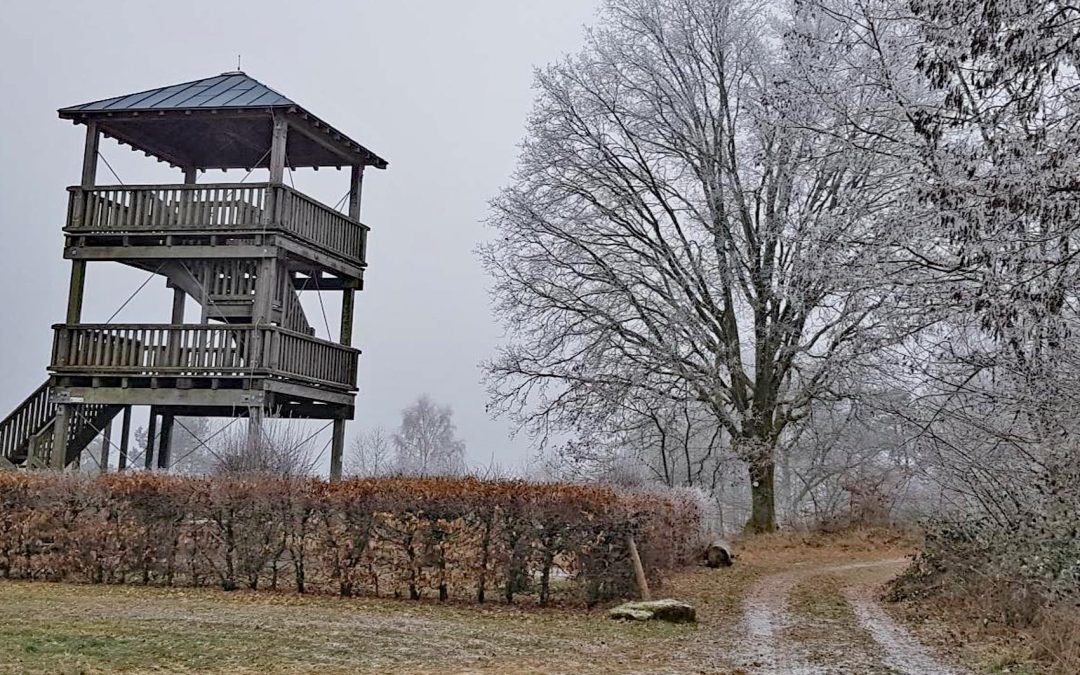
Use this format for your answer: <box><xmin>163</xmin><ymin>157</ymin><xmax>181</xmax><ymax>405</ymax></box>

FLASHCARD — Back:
<box><xmin>735</xmin><ymin>558</ymin><xmax>967</xmax><ymax>675</ymax></box>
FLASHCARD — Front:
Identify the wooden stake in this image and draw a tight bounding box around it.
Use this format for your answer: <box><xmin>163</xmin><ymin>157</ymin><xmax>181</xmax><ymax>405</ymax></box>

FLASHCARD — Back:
<box><xmin>626</xmin><ymin>533</ymin><xmax>651</xmax><ymax>601</ymax></box>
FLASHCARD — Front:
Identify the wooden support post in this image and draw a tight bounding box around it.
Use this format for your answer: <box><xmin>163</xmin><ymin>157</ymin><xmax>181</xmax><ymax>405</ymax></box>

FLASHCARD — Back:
<box><xmin>327</xmin><ymin>164</ymin><xmax>365</xmax><ymax>480</ymax></box>
<box><xmin>99</xmin><ymin>420</ymin><xmax>113</xmax><ymax>473</ymax></box>
<box><xmin>158</xmin><ymin>415</ymin><xmax>174</xmax><ymax>470</ymax></box>
<box><xmin>51</xmin><ymin>405</ymin><xmax>72</xmax><ymax>471</ymax></box>
<box><xmin>269</xmin><ymin>117</ymin><xmax>288</xmax><ymax>185</ymax></box>
<box><xmin>71</xmin><ymin>122</ymin><xmax>100</xmax><ymax>238</ymax></box>
<box><xmin>118</xmin><ymin>405</ymin><xmax>132</xmax><ymax>471</ymax></box>
<box><xmin>340</xmin><ymin>289</ymin><xmax>355</xmax><ymax>347</ymax></box>
<box><xmin>65</xmin><ymin>261</ymin><xmax>87</xmax><ymax>325</ymax></box>
<box><xmin>253</xmin><ymin>257</ymin><xmax>277</xmax><ymax>325</ymax></box>
<box><xmin>81</xmin><ymin>122</ymin><xmax>100</xmax><ymax>188</ymax></box>
<box><xmin>330</xmin><ymin>419</ymin><xmax>345</xmax><ymax>481</ymax></box>
<box><xmin>248</xmin><ymin>406</ymin><xmax>264</xmax><ymax>451</ymax></box>
<box><xmin>145</xmin><ymin>408</ymin><xmax>158</xmax><ymax>470</ymax></box>
<box><xmin>183</xmin><ymin>166</ymin><xmax>198</xmax><ymax>184</ymax></box>
<box><xmin>171</xmin><ymin>286</ymin><xmax>186</xmax><ymax>324</ymax></box>
<box><xmin>349</xmin><ymin>164</ymin><xmax>366</xmax><ymax>264</ymax></box>
<box><xmin>626</xmin><ymin>534</ymin><xmax>651</xmax><ymax>601</ymax></box>
<box><xmin>348</xmin><ymin>165</ymin><xmax>364</xmax><ymax>219</ymax></box>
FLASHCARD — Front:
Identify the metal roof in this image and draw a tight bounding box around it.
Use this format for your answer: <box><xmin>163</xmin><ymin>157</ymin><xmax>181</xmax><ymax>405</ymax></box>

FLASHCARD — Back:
<box><xmin>59</xmin><ymin>72</ymin><xmax>295</xmax><ymax>114</ymax></box>
<box><xmin>58</xmin><ymin>72</ymin><xmax>388</xmax><ymax>169</ymax></box>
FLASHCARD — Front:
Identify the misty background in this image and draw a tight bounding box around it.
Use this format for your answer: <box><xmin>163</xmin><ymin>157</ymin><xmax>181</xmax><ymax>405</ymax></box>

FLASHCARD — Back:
<box><xmin>0</xmin><ymin>0</ymin><xmax>601</xmax><ymax>472</ymax></box>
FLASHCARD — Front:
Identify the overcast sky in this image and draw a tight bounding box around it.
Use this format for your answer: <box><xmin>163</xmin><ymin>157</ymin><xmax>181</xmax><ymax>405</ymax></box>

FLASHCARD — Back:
<box><xmin>0</xmin><ymin>0</ymin><xmax>601</xmax><ymax>472</ymax></box>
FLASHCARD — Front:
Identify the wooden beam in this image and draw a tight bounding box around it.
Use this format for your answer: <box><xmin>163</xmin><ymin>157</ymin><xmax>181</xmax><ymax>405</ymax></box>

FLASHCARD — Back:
<box><xmin>263</xmin><ymin>379</ymin><xmax>356</xmax><ymax>408</ymax></box>
<box><xmin>291</xmin><ymin>275</ymin><xmax>356</xmax><ymax>292</ymax></box>
<box><xmin>67</xmin><ymin>244</ymin><xmax>278</xmax><ymax>261</ymax></box>
<box><xmin>275</xmin><ymin>238</ymin><xmax>364</xmax><ymax>279</ymax></box>
<box><xmin>53</xmin><ymin>386</ymin><xmax>267</xmax><ymax>409</ymax></box>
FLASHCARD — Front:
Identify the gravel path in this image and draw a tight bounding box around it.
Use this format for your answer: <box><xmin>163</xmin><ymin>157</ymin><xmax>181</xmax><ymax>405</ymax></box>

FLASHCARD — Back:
<box><xmin>734</xmin><ymin>557</ymin><xmax>968</xmax><ymax>675</ymax></box>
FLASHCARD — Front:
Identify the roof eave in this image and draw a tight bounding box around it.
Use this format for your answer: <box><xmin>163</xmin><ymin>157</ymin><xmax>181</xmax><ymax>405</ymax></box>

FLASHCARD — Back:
<box><xmin>58</xmin><ymin>106</ymin><xmax>389</xmax><ymax>170</ymax></box>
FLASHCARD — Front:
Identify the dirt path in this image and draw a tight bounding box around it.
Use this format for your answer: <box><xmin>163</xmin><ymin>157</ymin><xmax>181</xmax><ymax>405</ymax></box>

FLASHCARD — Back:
<box><xmin>734</xmin><ymin>557</ymin><xmax>968</xmax><ymax>675</ymax></box>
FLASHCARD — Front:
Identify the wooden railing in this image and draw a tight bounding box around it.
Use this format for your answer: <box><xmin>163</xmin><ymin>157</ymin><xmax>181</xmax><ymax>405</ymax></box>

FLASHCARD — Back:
<box><xmin>278</xmin><ymin>187</ymin><xmax>367</xmax><ymax>264</ymax></box>
<box><xmin>0</xmin><ymin>381</ymin><xmax>119</xmax><ymax>468</ymax></box>
<box><xmin>265</xmin><ymin>329</ymin><xmax>359</xmax><ymax>388</ymax></box>
<box><xmin>71</xmin><ymin>184</ymin><xmax>267</xmax><ymax>230</ymax></box>
<box><xmin>51</xmin><ymin>324</ymin><xmax>358</xmax><ymax>390</ymax></box>
<box><xmin>0</xmin><ymin>381</ymin><xmax>54</xmax><ymax>462</ymax></box>
<box><xmin>67</xmin><ymin>183</ymin><xmax>368</xmax><ymax>265</ymax></box>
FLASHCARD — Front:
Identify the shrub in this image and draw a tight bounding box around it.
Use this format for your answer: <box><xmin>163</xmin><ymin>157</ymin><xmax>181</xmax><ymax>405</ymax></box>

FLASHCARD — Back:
<box><xmin>0</xmin><ymin>473</ymin><xmax>700</xmax><ymax>606</ymax></box>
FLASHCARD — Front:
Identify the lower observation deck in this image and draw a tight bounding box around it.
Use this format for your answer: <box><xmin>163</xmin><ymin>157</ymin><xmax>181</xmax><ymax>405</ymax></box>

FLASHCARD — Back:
<box><xmin>48</xmin><ymin>323</ymin><xmax>358</xmax><ymax>419</ymax></box>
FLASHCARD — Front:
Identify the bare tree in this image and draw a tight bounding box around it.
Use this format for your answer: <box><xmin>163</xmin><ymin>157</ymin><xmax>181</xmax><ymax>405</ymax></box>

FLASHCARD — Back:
<box><xmin>213</xmin><ymin>423</ymin><xmax>314</xmax><ymax>477</ymax></box>
<box><xmin>482</xmin><ymin>0</ymin><xmax>911</xmax><ymax>531</ymax></box>
<box><xmin>393</xmin><ymin>395</ymin><xmax>467</xmax><ymax>476</ymax></box>
<box><xmin>346</xmin><ymin>426</ymin><xmax>393</xmax><ymax>477</ymax></box>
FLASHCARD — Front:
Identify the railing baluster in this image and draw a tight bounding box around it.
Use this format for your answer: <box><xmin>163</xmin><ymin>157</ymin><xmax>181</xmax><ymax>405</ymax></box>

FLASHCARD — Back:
<box><xmin>69</xmin><ymin>184</ymin><xmax>362</xmax><ymax>264</ymax></box>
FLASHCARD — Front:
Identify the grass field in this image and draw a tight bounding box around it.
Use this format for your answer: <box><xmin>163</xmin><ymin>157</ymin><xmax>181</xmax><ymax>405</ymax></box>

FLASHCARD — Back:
<box><xmin>0</xmin><ymin>563</ymin><xmax>762</xmax><ymax>675</ymax></box>
<box><xmin>0</xmin><ymin>530</ymin><xmax>974</xmax><ymax>675</ymax></box>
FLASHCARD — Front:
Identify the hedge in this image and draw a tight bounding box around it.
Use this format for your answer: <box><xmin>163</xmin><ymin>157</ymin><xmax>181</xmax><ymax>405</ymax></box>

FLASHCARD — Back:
<box><xmin>0</xmin><ymin>473</ymin><xmax>702</xmax><ymax>605</ymax></box>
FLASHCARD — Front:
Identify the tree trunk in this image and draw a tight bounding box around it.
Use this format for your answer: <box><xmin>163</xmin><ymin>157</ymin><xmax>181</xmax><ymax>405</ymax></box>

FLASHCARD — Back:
<box><xmin>744</xmin><ymin>459</ymin><xmax>777</xmax><ymax>533</ymax></box>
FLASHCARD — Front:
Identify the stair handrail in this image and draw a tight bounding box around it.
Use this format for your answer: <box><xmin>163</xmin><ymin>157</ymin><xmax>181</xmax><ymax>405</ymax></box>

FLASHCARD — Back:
<box><xmin>0</xmin><ymin>380</ymin><xmax>54</xmax><ymax>461</ymax></box>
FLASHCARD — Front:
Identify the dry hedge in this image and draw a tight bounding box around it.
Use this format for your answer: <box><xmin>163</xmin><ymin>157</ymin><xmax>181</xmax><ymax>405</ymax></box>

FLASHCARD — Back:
<box><xmin>0</xmin><ymin>473</ymin><xmax>701</xmax><ymax>605</ymax></box>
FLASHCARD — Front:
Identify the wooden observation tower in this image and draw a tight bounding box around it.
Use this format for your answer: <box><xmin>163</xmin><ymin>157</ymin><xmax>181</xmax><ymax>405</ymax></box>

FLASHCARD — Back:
<box><xmin>0</xmin><ymin>72</ymin><xmax>387</xmax><ymax>478</ymax></box>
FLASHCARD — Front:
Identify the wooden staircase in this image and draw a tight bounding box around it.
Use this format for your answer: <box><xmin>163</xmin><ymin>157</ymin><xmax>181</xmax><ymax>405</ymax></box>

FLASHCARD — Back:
<box><xmin>160</xmin><ymin>260</ymin><xmax>315</xmax><ymax>335</ymax></box>
<box><xmin>0</xmin><ymin>381</ymin><xmax>122</xmax><ymax>469</ymax></box>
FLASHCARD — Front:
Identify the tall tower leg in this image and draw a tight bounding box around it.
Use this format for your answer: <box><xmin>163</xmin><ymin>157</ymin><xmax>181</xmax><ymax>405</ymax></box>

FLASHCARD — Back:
<box><xmin>247</xmin><ymin>406</ymin><xmax>264</xmax><ymax>451</ymax></box>
<box><xmin>144</xmin><ymin>408</ymin><xmax>158</xmax><ymax>470</ymax></box>
<box><xmin>158</xmin><ymin>415</ymin><xmax>174</xmax><ymax>470</ymax></box>
<box><xmin>99</xmin><ymin>420</ymin><xmax>113</xmax><ymax>473</ymax></box>
<box><xmin>118</xmin><ymin>406</ymin><xmax>132</xmax><ymax>471</ymax></box>
<box><xmin>330</xmin><ymin>419</ymin><xmax>345</xmax><ymax>481</ymax></box>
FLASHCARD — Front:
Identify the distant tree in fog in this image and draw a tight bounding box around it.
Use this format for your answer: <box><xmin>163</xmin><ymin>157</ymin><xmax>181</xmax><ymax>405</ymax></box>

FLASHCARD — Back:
<box><xmin>346</xmin><ymin>426</ymin><xmax>393</xmax><ymax>477</ymax></box>
<box><xmin>393</xmin><ymin>395</ymin><xmax>466</xmax><ymax>476</ymax></box>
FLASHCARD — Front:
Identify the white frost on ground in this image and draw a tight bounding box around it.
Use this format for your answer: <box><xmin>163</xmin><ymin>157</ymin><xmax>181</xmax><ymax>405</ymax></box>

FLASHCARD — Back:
<box><xmin>847</xmin><ymin>590</ymin><xmax>968</xmax><ymax>675</ymax></box>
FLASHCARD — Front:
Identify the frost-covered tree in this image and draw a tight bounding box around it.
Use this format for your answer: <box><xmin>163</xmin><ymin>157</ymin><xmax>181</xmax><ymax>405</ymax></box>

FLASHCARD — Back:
<box><xmin>483</xmin><ymin>0</ymin><xmax>912</xmax><ymax>531</ymax></box>
<box><xmin>346</xmin><ymin>426</ymin><xmax>393</xmax><ymax>477</ymax></box>
<box><xmin>393</xmin><ymin>395</ymin><xmax>466</xmax><ymax>476</ymax></box>
<box><xmin>799</xmin><ymin>0</ymin><xmax>1080</xmax><ymax>612</ymax></box>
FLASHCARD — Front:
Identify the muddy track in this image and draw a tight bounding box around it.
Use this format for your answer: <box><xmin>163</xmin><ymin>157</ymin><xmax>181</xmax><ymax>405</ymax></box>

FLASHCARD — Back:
<box><xmin>734</xmin><ymin>558</ymin><xmax>968</xmax><ymax>675</ymax></box>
